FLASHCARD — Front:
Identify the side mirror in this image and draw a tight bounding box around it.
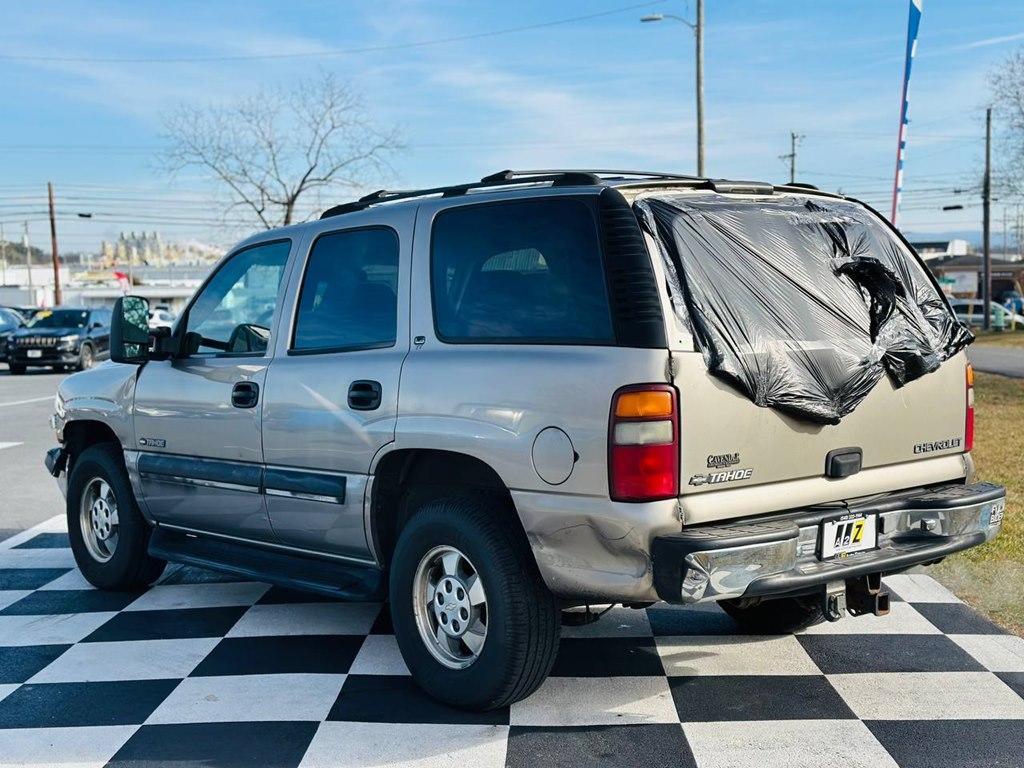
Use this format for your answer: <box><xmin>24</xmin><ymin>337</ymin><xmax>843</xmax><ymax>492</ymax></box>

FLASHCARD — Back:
<box><xmin>110</xmin><ymin>296</ymin><xmax>151</xmax><ymax>364</ymax></box>
<box><xmin>182</xmin><ymin>331</ymin><xmax>203</xmax><ymax>356</ymax></box>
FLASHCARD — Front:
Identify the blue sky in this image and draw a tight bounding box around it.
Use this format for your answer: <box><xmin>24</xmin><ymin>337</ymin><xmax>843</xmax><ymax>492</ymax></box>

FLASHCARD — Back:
<box><xmin>3</xmin><ymin>0</ymin><xmax>1024</xmax><ymax>252</ymax></box>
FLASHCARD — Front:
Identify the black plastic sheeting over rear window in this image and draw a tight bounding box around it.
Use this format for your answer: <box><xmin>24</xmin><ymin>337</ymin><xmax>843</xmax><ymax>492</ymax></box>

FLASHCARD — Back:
<box><xmin>635</xmin><ymin>193</ymin><xmax>973</xmax><ymax>424</ymax></box>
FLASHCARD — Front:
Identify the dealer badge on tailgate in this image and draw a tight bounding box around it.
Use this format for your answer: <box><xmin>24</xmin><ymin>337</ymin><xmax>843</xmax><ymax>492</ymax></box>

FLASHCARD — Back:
<box><xmin>821</xmin><ymin>512</ymin><xmax>877</xmax><ymax>559</ymax></box>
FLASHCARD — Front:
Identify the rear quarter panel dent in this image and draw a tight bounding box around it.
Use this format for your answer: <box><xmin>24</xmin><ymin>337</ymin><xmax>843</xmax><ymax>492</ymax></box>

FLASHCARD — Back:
<box><xmin>513</xmin><ymin>489</ymin><xmax>679</xmax><ymax>602</ymax></box>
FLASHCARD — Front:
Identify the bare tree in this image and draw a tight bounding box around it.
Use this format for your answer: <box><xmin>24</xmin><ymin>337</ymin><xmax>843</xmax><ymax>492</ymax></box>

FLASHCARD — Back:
<box><xmin>162</xmin><ymin>72</ymin><xmax>400</xmax><ymax>228</ymax></box>
<box><xmin>991</xmin><ymin>51</ymin><xmax>1024</xmax><ymax>194</ymax></box>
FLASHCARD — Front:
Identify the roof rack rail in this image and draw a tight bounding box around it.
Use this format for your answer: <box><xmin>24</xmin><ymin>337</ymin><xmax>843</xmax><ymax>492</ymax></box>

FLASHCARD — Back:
<box><xmin>482</xmin><ymin>169</ymin><xmax>702</xmax><ymax>183</ymax></box>
<box><xmin>320</xmin><ymin>170</ymin><xmax>603</xmax><ymax>219</ymax></box>
<box><xmin>706</xmin><ymin>179</ymin><xmax>775</xmax><ymax>195</ymax></box>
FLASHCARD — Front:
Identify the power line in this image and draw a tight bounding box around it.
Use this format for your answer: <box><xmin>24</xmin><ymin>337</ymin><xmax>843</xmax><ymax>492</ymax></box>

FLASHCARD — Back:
<box><xmin>802</xmin><ymin>169</ymin><xmax>982</xmax><ymax>181</ymax></box>
<box><xmin>0</xmin><ymin>130</ymin><xmax>980</xmax><ymax>157</ymax></box>
<box><xmin>809</xmin><ymin>129</ymin><xmax>980</xmax><ymax>140</ymax></box>
<box><xmin>0</xmin><ymin>1</ymin><xmax>666</xmax><ymax>64</ymax></box>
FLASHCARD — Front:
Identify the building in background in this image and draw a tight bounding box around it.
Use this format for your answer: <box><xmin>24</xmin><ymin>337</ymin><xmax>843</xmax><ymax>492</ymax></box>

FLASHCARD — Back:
<box><xmin>930</xmin><ymin>255</ymin><xmax>1024</xmax><ymax>299</ymax></box>
<box><xmin>909</xmin><ymin>238</ymin><xmax>973</xmax><ymax>262</ymax></box>
<box><xmin>99</xmin><ymin>231</ymin><xmax>222</xmax><ymax>267</ymax></box>
<box><xmin>0</xmin><ymin>231</ymin><xmax>222</xmax><ymax>311</ymax></box>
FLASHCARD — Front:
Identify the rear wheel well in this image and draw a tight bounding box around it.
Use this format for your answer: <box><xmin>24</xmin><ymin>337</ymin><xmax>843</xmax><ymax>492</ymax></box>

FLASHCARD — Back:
<box><xmin>63</xmin><ymin>420</ymin><xmax>121</xmax><ymax>472</ymax></box>
<box><xmin>371</xmin><ymin>449</ymin><xmax>520</xmax><ymax>567</ymax></box>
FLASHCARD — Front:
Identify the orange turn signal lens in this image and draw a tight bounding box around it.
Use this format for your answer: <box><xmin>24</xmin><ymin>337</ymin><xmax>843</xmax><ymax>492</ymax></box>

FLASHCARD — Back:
<box><xmin>614</xmin><ymin>390</ymin><xmax>674</xmax><ymax>418</ymax></box>
<box><xmin>966</xmin><ymin>363</ymin><xmax>975</xmax><ymax>387</ymax></box>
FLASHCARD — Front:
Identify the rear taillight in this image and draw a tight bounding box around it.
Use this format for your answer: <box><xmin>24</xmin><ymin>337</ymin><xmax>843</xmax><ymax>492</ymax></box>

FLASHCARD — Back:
<box><xmin>609</xmin><ymin>384</ymin><xmax>679</xmax><ymax>502</ymax></box>
<box><xmin>965</xmin><ymin>363</ymin><xmax>975</xmax><ymax>453</ymax></box>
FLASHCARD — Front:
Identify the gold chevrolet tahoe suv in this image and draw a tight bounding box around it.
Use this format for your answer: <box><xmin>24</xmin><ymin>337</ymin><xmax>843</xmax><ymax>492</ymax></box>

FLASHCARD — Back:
<box><xmin>47</xmin><ymin>170</ymin><xmax>1005</xmax><ymax>710</ymax></box>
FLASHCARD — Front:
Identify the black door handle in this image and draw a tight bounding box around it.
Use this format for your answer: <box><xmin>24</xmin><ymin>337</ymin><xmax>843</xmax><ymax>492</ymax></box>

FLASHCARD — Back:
<box><xmin>348</xmin><ymin>380</ymin><xmax>382</xmax><ymax>410</ymax></box>
<box><xmin>231</xmin><ymin>381</ymin><xmax>260</xmax><ymax>409</ymax></box>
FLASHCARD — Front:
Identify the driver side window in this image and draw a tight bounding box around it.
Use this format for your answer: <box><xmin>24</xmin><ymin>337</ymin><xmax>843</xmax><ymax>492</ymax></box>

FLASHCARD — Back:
<box><xmin>186</xmin><ymin>240</ymin><xmax>291</xmax><ymax>355</ymax></box>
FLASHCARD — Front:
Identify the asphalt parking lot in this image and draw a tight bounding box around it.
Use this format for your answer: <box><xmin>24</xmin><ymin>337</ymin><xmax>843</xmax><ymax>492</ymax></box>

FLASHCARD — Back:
<box><xmin>0</xmin><ymin>367</ymin><xmax>68</xmax><ymax>541</ymax></box>
<box><xmin>969</xmin><ymin>344</ymin><xmax>1024</xmax><ymax>379</ymax></box>
<box><xmin>1</xmin><ymin>364</ymin><xmax>1023</xmax><ymax>767</ymax></box>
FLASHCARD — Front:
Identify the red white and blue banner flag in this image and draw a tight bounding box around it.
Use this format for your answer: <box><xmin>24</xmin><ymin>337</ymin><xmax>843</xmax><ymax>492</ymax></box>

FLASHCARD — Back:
<box><xmin>891</xmin><ymin>0</ymin><xmax>923</xmax><ymax>226</ymax></box>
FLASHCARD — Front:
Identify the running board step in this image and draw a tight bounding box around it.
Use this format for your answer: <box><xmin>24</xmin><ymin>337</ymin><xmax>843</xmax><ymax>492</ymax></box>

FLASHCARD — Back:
<box><xmin>148</xmin><ymin>527</ymin><xmax>385</xmax><ymax>601</ymax></box>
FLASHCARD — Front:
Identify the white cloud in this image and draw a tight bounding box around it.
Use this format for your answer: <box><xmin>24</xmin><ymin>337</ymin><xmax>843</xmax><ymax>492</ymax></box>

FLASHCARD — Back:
<box><xmin>953</xmin><ymin>31</ymin><xmax>1024</xmax><ymax>52</ymax></box>
<box><xmin>425</xmin><ymin>62</ymin><xmax>695</xmax><ymax>170</ymax></box>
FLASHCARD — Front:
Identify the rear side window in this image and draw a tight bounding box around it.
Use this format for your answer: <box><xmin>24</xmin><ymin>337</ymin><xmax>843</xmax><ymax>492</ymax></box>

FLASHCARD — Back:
<box><xmin>292</xmin><ymin>227</ymin><xmax>399</xmax><ymax>353</ymax></box>
<box><xmin>430</xmin><ymin>198</ymin><xmax>614</xmax><ymax>344</ymax></box>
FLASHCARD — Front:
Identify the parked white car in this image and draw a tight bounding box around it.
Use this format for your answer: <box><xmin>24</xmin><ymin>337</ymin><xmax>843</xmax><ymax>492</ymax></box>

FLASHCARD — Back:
<box><xmin>147</xmin><ymin>309</ymin><xmax>176</xmax><ymax>330</ymax></box>
<box><xmin>948</xmin><ymin>298</ymin><xmax>1024</xmax><ymax>328</ymax></box>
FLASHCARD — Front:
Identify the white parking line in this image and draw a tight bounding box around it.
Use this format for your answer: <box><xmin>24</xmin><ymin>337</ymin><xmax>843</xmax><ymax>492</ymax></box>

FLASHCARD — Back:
<box><xmin>0</xmin><ymin>442</ymin><xmax>23</xmax><ymax>450</ymax></box>
<box><xmin>0</xmin><ymin>513</ymin><xmax>65</xmax><ymax>549</ymax></box>
<box><xmin>0</xmin><ymin>395</ymin><xmax>53</xmax><ymax>408</ymax></box>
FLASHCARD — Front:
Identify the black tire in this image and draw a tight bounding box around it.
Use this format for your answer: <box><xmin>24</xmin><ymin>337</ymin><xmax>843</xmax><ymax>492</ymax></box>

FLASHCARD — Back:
<box><xmin>720</xmin><ymin>595</ymin><xmax>826</xmax><ymax>634</ymax></box>
<box><xmin>9</xmin><ymin>363</ymin><xmax>25</xmax><ymax>375</ymax></box>
<box><xmin>389</xmin><ymin>495</ymin><xmax>561</xmax><ymax>711</ymax></box>
<box><xmin>66</xmin><ymin>443</ymin><xmax>165</xmax><ymax>590</ymax></box>
<box><xmin>76</xmin><ymin>343</ymin><xmax>94</xmax><ymax>371</ymax></box>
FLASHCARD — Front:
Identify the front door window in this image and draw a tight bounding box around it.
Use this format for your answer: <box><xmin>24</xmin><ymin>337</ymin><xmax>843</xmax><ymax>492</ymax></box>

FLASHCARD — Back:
<box><xmin>186</xmin><ymin>240</ymin><xmax>291</xmax><ymax>355</ymax></box>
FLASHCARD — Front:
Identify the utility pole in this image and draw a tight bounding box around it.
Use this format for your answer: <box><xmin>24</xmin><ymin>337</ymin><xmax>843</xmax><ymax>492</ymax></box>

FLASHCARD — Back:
<box><xmin>22</xmin><ymin>222</ymin><xmax>33</xmax><ymax>293</ymax></box>
<box><xmin>1</xmin><ymin>223</ymin><xmax>6</xmax><ymax>287</ymax></box>
<box><xmin>47</xmin><ymin>182</ymin><xmax>62</xmax><ymax>306</ymax></box>
<box><xmin>780</xmin><ymin>132</ymin><xmax>804</xmax><ymax>184</ymax></box>
<box><xmin>982</xmin><ymin>107</ymin><xmax>992</xmax><ymax>331</ymax></box>
<box><xmin>1003</xmin><ymin>207</ymin><xmax>1008</xmax><ymax>257</ymax></box>
<box><xmin>694</xmin><ymin>0</ymin><xmax>704</xmax><ymax>176</ymax></box>
<box><xmin>1017</xmin><ymin>206</ymin><xmax>1023</xmax><ymax>260</ymax></box>
<box><xmin>640</xmin><ymin>1</ymin><xmax>705</xmax><ymax>176</ymax></box>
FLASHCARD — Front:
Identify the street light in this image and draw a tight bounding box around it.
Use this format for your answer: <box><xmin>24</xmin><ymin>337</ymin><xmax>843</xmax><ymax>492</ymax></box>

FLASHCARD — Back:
<box><xmin>641</xmin><ymin>2</ymin><xmax>705</xmax><ymax>176</ymax></box>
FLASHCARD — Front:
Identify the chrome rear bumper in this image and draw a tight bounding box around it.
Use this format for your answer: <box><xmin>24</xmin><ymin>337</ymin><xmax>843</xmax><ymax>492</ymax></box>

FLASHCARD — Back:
<box><xmin>652</xmin><ymin>481</ymin><xmax>1006</xmax><ymax>603</ymax></box>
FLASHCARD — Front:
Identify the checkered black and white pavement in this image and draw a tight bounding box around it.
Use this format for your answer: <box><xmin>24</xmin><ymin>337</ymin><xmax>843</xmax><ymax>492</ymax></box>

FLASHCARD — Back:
<box><xmin>1</xmin><ymin>516</ymin><xmax>1023</xmax><ymax>768</ymax></box>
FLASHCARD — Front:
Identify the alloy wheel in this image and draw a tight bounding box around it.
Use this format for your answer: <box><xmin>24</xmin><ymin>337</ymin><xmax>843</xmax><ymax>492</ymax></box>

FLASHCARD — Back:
<box><xmin>79</xmin><ymin>477</ymin><xmax>119</xmax><ymax>562</ymax></box>
<box><xmin>412</xmin><ymin>545</ymin><xmax>488</xmax><ymax>669</ymax></box>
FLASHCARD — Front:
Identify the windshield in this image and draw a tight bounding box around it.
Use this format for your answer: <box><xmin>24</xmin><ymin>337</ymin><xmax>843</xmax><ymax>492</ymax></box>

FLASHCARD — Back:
<box><xmin>27</xmin><ymin>309</ymin><xmax>89</xmax><ymax>329</ymax></box>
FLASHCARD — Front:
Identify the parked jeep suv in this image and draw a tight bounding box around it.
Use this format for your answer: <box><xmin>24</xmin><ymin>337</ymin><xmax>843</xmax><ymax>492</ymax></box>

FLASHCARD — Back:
<box><xmin>0</xmin><ymin>307</ymin><xmax>26</xmax><ymax>363</ymax></box>
<box><xmin>8</xmin><ymin>306</ymin><xmax>111</xmax><ymax>374</ymax></box>
<box><xmin>46</xmin><ymin>170</ymin><xmax>1005</xmax><ymax>710</ymax></box>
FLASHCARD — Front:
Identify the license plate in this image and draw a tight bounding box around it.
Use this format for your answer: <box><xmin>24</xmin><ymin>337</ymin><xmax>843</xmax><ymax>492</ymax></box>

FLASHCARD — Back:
<box><xmin>821</xmin><ymin>513</ymin><xmax>877</xmax><ymax>559</ymax></box>
<box><xmin>988</xmin><ymin>500</ymin><xmax>1005</xmax><ymax>528</ymax></box>
<box><xmin>26</xmin><ymin>349</ymin><xmax>42</xmax><ymax>358</ymax></box>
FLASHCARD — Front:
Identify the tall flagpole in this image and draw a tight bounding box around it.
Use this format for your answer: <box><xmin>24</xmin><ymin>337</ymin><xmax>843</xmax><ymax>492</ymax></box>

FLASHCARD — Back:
<box><xmin>890</xmin><ymin>0</ymin><xmax>923</xmax><ymax>226</ymax></box>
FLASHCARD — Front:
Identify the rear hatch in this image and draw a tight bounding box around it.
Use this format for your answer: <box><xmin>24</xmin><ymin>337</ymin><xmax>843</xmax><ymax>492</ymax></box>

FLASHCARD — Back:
<box><xmin>672</xmin><ymin>348</ymin><xmax>967</xmax><ymax>519</ymax></box>
<box><xmin>631</xmin><ymin>187</ymin><xmax>971</xmax><ymax>523</ymax></box>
